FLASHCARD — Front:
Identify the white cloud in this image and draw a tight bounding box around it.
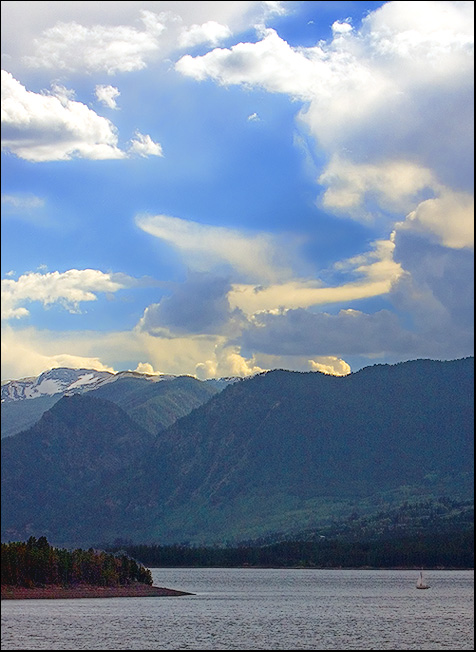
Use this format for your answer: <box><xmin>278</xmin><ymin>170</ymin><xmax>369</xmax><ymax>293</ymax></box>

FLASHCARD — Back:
<box><xmin>195</xmin><ymin>345</ymin><xmax>264</xmax><ymax>380</ymax></box>
<box><xmin>331</xmin><ymin>20</ymin><xmax>353</xmax><ymax>35</ymax></box>
<box><xmin>136</xmin><ymin>213</ymin><xmax>296</xmax><ymax>283</ymax></box>
<box><xmin>95</xmin><ymin>84</ymin><xmax>120</xmax><ymax>109</ymax></box>
<box><xmin>399</xmin><ymin>189</ymin><xmax>474</xmax><ymax>250</ymax></box>
<box><xmin>318</xmin><ymin>157</ymin><xmax>435</xmax><ymax>222</ymax></box>
<box><xmin>174</xmin><ymin>0</ymin><xmax>473</xmax><ymax>366</ymax></box>
<box><xmin>134</xmin><ymin>362</ymin><xmax>162</xmax><ymax>375</ymax></box>
<box><xmin>308</xmin><ymin>356</ymin><xmax>351</xmax><ymax>376</ymax></box>
<box><xmin>262</xmin><ymin>1</ymin><xmax>288</xmax><ymax>17</ymax></box>
<box><xmin>1</xmin><ymin>71</ymin><xmax>125</xmax><ymax>161</ymax></box>
<box><xmin>1</xmin><ymin>72</ymin><xmax>164</xmax><ymax>161</ymax></box>
<box><xmin>0</xmin><ymin>322</ymin><xmax>266</xmax><ymax>383</ymax></box>
<box><xmin>23</xmin><ymin>12</ymin><xmax>165</xmax><ymax>74</ymax></box>
<box><xmin>176</xmin><ymin>1</ymin><xmax>473</xmax><ymax>202</ymax></box>
<box><xmin>1</xmin><ymin>1</ymin><xmax>473</xmax><ymax>378</ymax></box>
<box><xmin>176</xmin><ymin>28</ymin><xmax>317</xmax><ymax>97</ymax></box>
<box><xmin>1</xmin><ymin>193</ymin><xmax>45</xmax><ymax>211</ymax></box>
<box><xmin>247</xmin><ymin>112</ymin><xmax>260</xmax><ymax>121</ymax></box>
<box><xmin>249</xmin><ymin>352</ymin><xmax>352</xmax><ymax>376</ymax></box>
<box><xmin>129</xmin><ymin>131</ymin><xmax>164</xmax><ymax>158</ymax></box>
<box><xmin>1</xmin><ymin>326</ymin><xmax>117</xmax><ymax>380</ymax></box>
<box><xmin>1</xmin><ymin>269</ymin><xmax>137</xmax><ymax>320</ymax></box>
<box><xmin>229</xmin><ymin>237</ymin><xmax>404</xmax><ymax>315</ymax></box>
<box><xmin>2</xmin><ymin>2</ymin><xmax>289</xmax><ymax>77</ymax></box>
<box><xmin>363</xmin><ymin>0</ymin><xmax>474</xmax><ymax>59</ymax></box>
<box><xmin>179</xmin><ymin>21</ymin><xmax>232</xmax><ymax>48</ymax></box>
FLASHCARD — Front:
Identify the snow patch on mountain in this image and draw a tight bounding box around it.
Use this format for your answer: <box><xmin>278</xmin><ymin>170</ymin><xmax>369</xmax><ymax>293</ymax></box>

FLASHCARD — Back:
<box><xmin>1</xmin><ymin>367</ymin><xmax>242</xmax><ymax>404</ymax></box>
<box><xmin>0</xmin><ymin>368</ymin><xmax>167</xmax><ymax>403</ymax></box>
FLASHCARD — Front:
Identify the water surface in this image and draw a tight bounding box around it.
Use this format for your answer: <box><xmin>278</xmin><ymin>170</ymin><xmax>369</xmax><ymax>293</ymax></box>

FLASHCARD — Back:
<box><xmin>1</xmin><ymin>568</ymin><xmax>473</xmax><ymax>650</ymax></box>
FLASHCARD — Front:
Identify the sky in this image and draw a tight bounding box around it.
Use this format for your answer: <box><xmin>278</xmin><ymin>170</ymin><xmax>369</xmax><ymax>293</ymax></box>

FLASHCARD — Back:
<box><xmin>1</xmin><ymin>1</ymin><xmax>474</xmax><ymax>381</ymax></box>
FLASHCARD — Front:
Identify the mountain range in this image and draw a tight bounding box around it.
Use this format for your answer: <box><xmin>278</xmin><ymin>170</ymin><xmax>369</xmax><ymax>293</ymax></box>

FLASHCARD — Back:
<box><xmin>1</xmin><ymin>367</ymin><xmax>233</xmax><ymax>438</ymax></box>
<box><xmin>1</xmin><ymin>357</ymin><xmax>473</xmax><ymax>548</ymax></box>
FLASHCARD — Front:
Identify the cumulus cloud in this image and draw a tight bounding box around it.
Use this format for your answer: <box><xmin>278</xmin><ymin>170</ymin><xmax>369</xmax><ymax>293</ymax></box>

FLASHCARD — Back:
<box><xmin>1</xmin><ymin>71</ymin><xmax>125</xmax><ymax>161</ymax></box>
<box><xmin>3</xmin><ymin>3</ymin><xmax>288</xmax><ymax>77</ymax></box>
<box><xmin>176</xmin><ymin>28</ymin><xmax>316</xmax><ymax>96</ymax></box>
<box><xmin>1</xmin><ymin>269</ymin><xmax>138</xmax><ymax>320</ymax></box>
<box><xmin>248</xmin><ymin>352</ymin><xmax>352</xmax><ymax>376</ymax></box>
<box><xmin>237</xmin><ymin>235</ymin><xmax>473</xmax><ymax>362</ymax></box>
<box><xmin>331</xmin><ymin>20</ymin><xmax>353</xmax><ymax>35</ymax></box>
<box><xmin>262</xmin><ymin>1</ymin><xmax>288</xmax><ymax>16</ymax></box>
<box><xmin>128</xmin><ymin>131</ymin><xmax>163</xmax><ymax>158</ymax></box>
<box><xmin>399</xmin><ymin>189</ymin><xmax>474</xmax><ymax>250</ymax></box>
<box><xmin>318</xmin><ymin>157</ymin><xmax>435</xmax><ymax>222</ymax></box>
<box><xmin>176</xmin><ymin>1</ymin><xmax>474</xmax><ymax>202</ymax></box>
<box><xmin>195</xmin><ymin>345</ymin><xmax>264</xmax><ymax>380</ymax></box>
<box><xmin>95</xmin><ymin>84</ymin><xmax>120</xmax><ymax>109</ymax></box>
<box><xmin>135</xmin><ymin>213</ymin><xmax>296</xmax><ymax>283</ymax></box>
<box><xmin>308</xmin><ymin>356</ymin><xmax>351</xmax><ymax>376</ymax></box>
<box><xmin>179</xmin><ymin>21</ymin><xmax>232</xmax><ymax>48</ymax></box>
<box><xmin>23</xmin><ymin>11</ymin><xmax>165</xmax><ymax>74</ymax></box>
<box><xmin>134</xmin><ymin>362</ymin><xmax>162</xmax><ymax>375</ymax></box>
<box><xmin>1</xmin><ymin>1</ymin><xmax>472</xmax><ymax>378</ymax></box>
<box><xmin>173</xmin><ymin>0</ymin><xmax>473</xmax><ymax>365</ymax></box>
<box><xmin>1</xmin><ymin>72</ymin><xmax>164</xmax><ymax>161</ymax></box>
<box><xmin>363</xmin><ymin>0</ymin><xmax>473</xmax><ymax>59</ymax></box>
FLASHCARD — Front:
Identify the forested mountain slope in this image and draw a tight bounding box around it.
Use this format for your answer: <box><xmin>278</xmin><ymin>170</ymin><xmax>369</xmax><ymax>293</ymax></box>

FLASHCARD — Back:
<box><xmin>1</xmin><ymin>368</ymin><xmax>224</xmax><ymax>438</ymax></box>
<box><xmin>1</xmin><ymin>358</ymin><xmax>473</xmax><ymax>547</ymax></box>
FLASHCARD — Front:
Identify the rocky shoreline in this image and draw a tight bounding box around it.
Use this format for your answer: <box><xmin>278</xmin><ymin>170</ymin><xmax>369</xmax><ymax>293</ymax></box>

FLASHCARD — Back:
<box><xmin>1</xmin><ymin>583</ymin><xmax>193</xmax><ymax>600</ymax></box>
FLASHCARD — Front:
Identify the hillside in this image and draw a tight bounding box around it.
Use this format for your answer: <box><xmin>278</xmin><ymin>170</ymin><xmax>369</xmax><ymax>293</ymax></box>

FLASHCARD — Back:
<box><xmin>139</xmin><ymin>357</ymin><xmax>473</xmax><ymax>543</ymax></box>
<box><xmin>1</xmin><ymin>368</ymin><xmax>224</xmax><ymax>438</ymax></box>
<box><xmin>1</xmin><ymin>395</ymin><xmax>155</xmax><ymax>545</ymax></box>
<box><xmin>90</xmin><ymin>374</ymin><xmax>220</xmax><ymax>434</ymax></box>
<box><xmin>1</xmin><ymin>358</ymin><xmax>473</xmax><ymax>548</ymax></box>
<box><xmin>1</xmin><ymin>394</ymin><xmax>61</xmax><ymax>439</ymax></box>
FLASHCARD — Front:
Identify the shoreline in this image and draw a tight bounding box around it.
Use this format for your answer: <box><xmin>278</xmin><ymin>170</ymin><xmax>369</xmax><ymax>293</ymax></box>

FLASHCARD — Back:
<box><xmin>1</xmin><ymin>584</ymin><xmax>193</xmax><ymax>600</ymax></box>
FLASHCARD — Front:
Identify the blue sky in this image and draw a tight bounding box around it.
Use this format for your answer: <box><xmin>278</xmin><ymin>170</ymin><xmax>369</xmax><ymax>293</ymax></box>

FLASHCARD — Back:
<box><xmin>1</xmin><ymin>1</ymin><xmax>474</xmax><ymax>381</ymax></box>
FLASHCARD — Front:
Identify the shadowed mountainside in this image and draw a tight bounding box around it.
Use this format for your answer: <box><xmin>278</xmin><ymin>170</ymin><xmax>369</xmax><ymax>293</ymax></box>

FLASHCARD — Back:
<box><xmin>1</xmin><ymin>371</ymin><xmax>223</xmax><ymax>438</ymax></box>
<box><xmin>1</xmin><ymin>358</ymin><xmax>473</xmax><ymax>547</ymax></box>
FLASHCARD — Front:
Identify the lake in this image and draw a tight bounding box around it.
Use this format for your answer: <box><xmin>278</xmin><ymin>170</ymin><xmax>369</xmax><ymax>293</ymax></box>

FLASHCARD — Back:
<box><xmin>1</xmin><ymin>568</ymin><xmax>474</xmax><ymax>650</ymax></box>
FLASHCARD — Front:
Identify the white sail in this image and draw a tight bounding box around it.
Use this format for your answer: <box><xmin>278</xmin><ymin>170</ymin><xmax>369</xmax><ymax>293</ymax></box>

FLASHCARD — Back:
<box><xmin>416</xmin><ymin>571</ymin><xmax>430</xmax><ymax>589</ymax></box>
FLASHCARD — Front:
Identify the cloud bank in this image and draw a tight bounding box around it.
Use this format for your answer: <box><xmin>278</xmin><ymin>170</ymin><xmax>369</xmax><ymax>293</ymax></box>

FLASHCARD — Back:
<box><xmin>1</xmin><ymin>1</ymin><xmax>473</xmax><ymax>381</ymax></box>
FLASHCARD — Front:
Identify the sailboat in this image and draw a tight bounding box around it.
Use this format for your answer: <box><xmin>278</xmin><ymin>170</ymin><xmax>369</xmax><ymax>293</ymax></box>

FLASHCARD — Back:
<box><xmin>416</xmin><ymin>570</ymin><xmax>430</xmax><ymax>589</ymax></box>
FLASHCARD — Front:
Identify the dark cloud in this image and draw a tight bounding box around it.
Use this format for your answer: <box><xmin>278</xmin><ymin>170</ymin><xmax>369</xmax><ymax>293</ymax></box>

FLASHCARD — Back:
<box><xmin>390</xmin><ymin>230</ymin><xmax>474</xmax><ymax>358</ymax></box>
<box><xmin>140</xmin><ymin>272</ymin><xmax>243</xmax><ymax>336</ymax></box>
<box><xmin>238</xmin><ymin>228</ymin><xmax>474</xmax><ymax>364</ymax></box>
<box><xmin>239</xmin><ymin>307</ymin><xmax>420</xmax><ymax>358</ymax></box>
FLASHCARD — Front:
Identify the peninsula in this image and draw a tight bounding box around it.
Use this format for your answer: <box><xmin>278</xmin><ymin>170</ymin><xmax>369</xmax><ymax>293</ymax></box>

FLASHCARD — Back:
<box><xmin>1</xmin><ymin>537</ymin><xmax>192</xmax><ymax>600</ymax></box>
<box><xmin>1</xmin><ymin>584</ymin><xmax>191</xmax><ymax>599</ymax></box>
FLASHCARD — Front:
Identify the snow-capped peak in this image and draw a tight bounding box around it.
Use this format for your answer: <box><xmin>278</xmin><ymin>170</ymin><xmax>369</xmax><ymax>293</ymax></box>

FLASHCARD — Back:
<box><xmin>0</xmin><ymin>367</ymin><xmax>168</xmax><ymax>403</ymax></box>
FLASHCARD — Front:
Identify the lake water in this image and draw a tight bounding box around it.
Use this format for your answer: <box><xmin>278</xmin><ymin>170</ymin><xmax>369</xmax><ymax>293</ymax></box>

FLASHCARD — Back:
<box><xmin>1</xmin><ymin>568</ymin><xmax>474</xmax><ymax>650</ymax></box>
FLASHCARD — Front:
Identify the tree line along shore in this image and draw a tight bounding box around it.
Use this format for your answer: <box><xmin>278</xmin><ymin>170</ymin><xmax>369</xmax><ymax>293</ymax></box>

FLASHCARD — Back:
<box><xmin>1</xmin><ymin>537</ymin><xmax>191</xmax><ymax>599</ymax></box>
<box><xmin>104</xmin><ymin>529</ymin><xmax>473</xmax><ymax>569</ymax></box>
<box><xmin>2</xmin><ymin>527</ymin><xmax>473</xmax><ymax>601</ymax></box>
